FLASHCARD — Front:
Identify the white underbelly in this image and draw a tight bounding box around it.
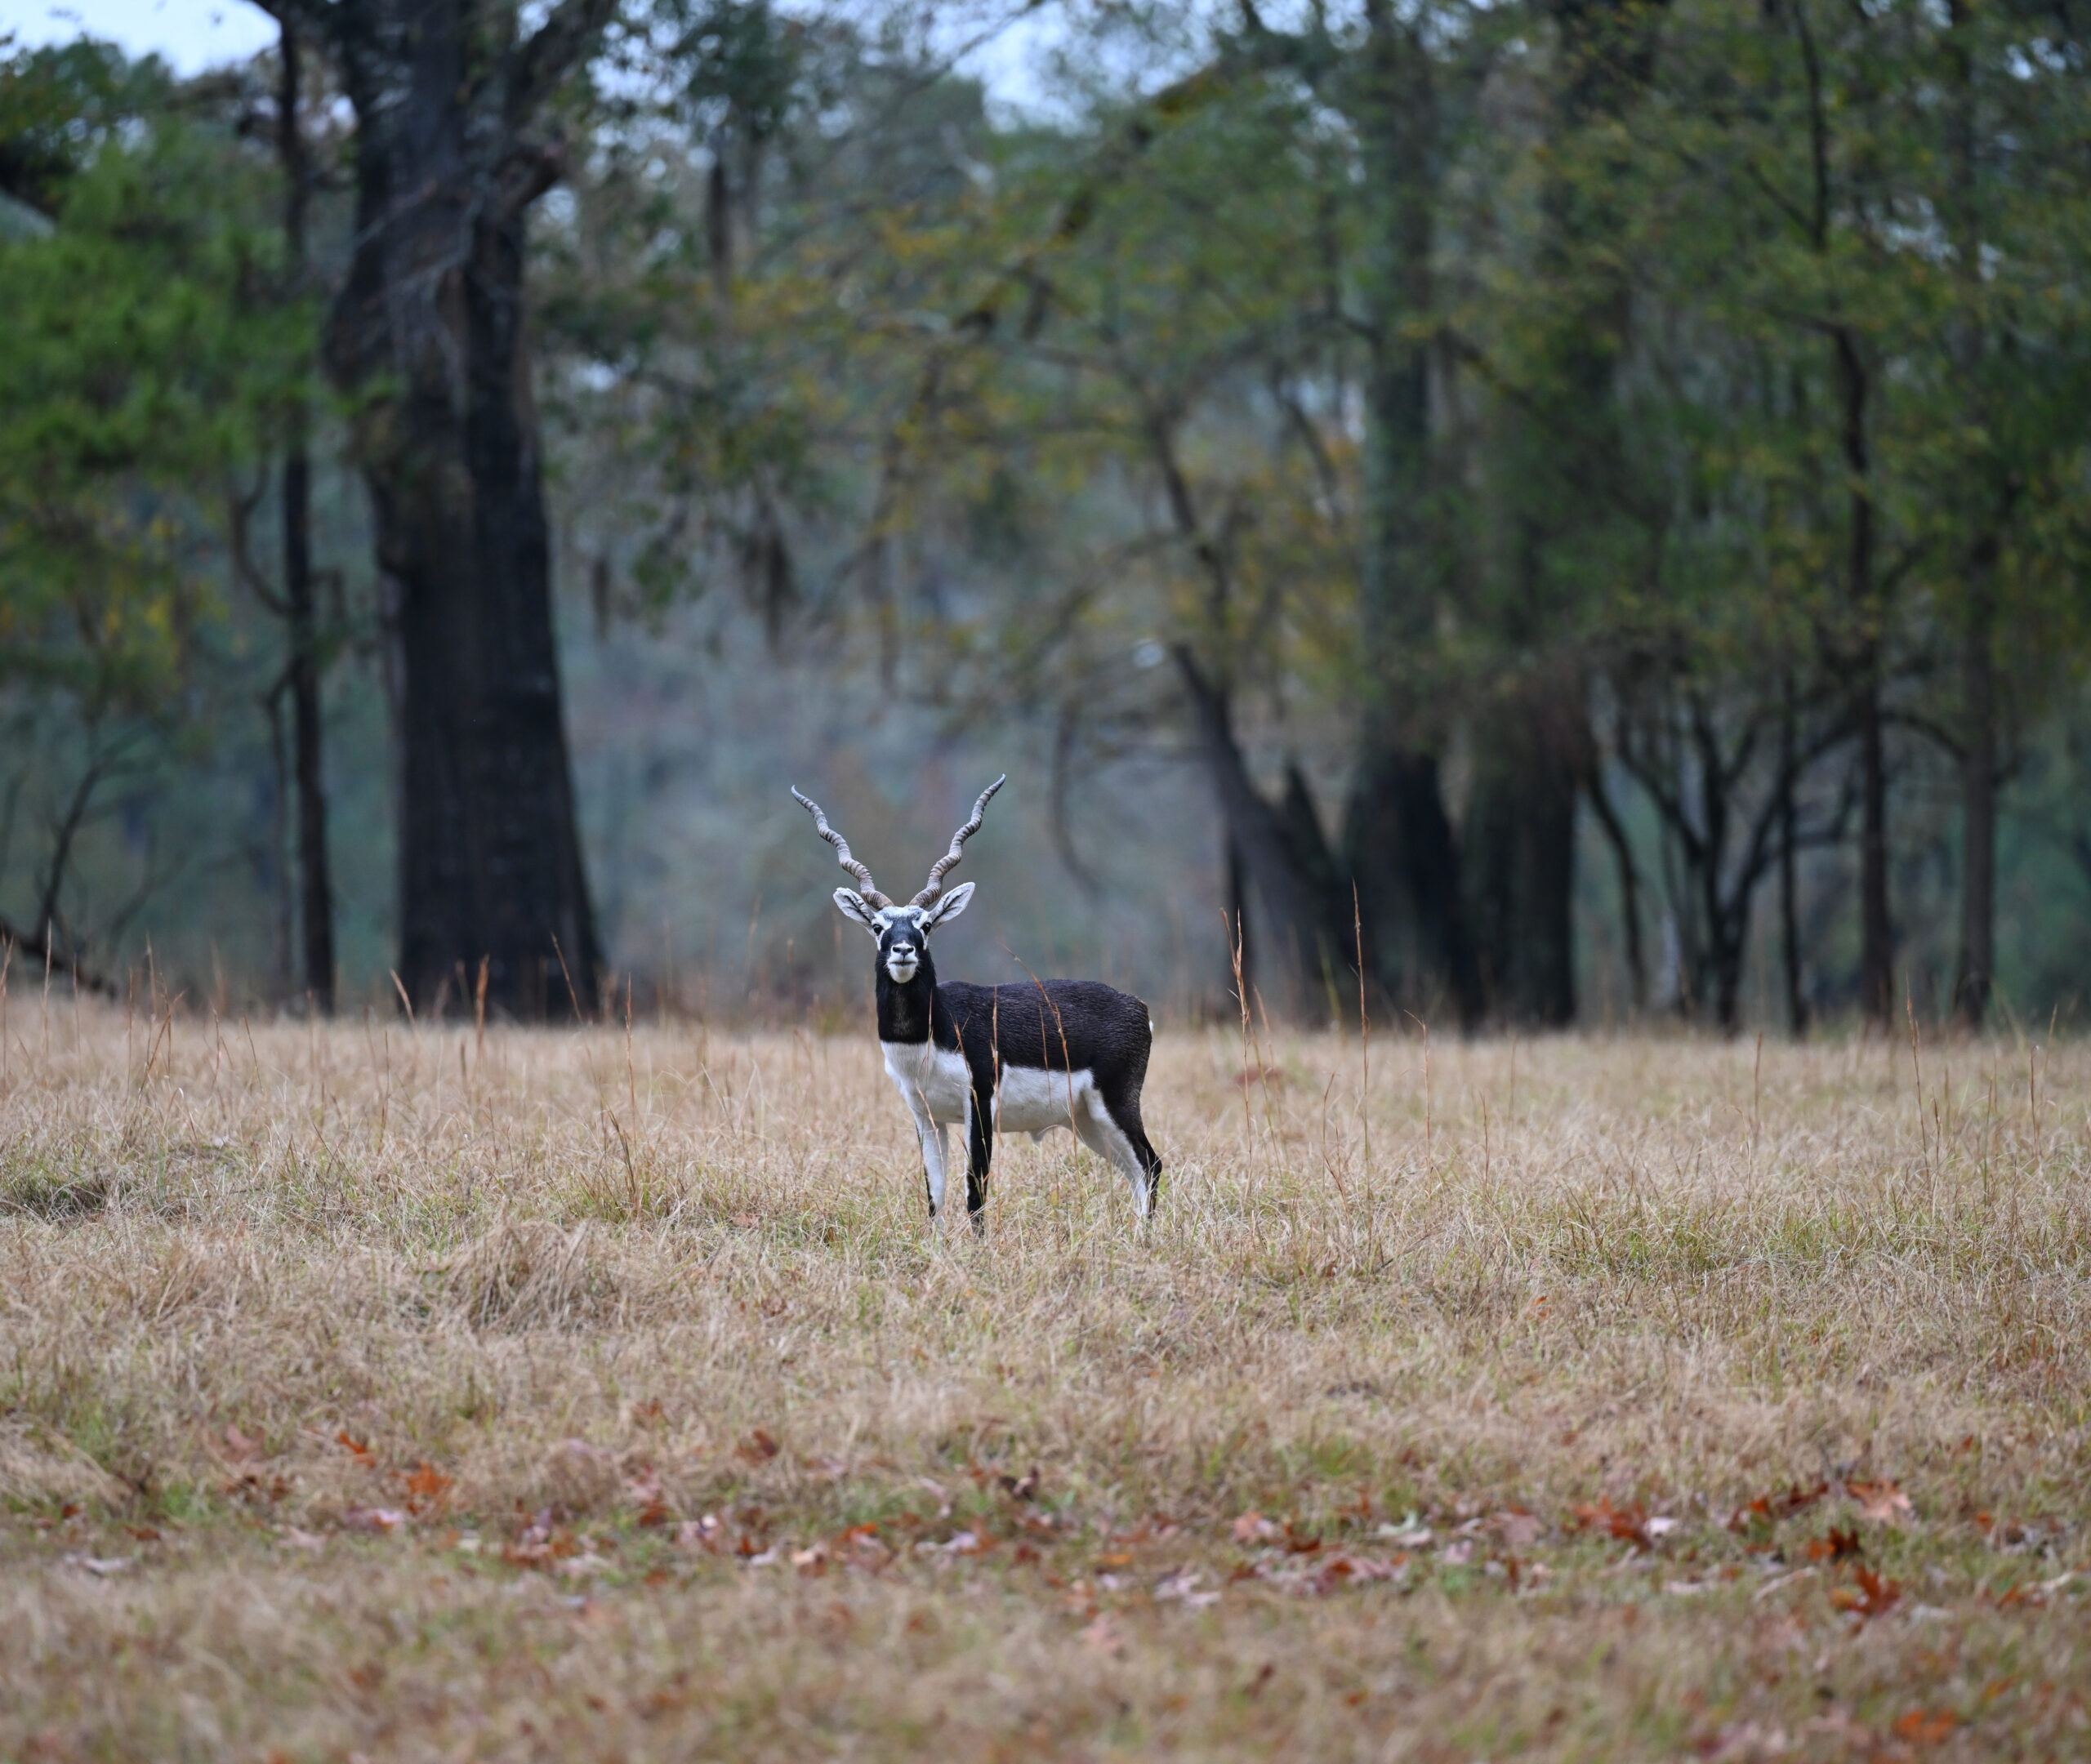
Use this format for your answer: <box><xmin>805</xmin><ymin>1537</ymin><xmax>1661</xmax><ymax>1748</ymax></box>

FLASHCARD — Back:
<box><xmin>992</xmin><ymin>1065</ymin><xmax>1096</xmax><ymax>1138</ymax></box>
<box><xmin>881</xmin><ymin>1042</ymin><xmax>1098</xmax><ymax>1138</ymax></box>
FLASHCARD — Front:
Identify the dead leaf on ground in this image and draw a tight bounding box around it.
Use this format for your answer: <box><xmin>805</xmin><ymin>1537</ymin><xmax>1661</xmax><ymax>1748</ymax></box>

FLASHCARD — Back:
<box><xmin>1829</xmin><ymin>1565</ymin><xmax>1902</xmax><ymax>1619</ymax></box>
<box><xmin>1313</xmin><ymin>1553</ymin><xmax>1405</xmax><ymax>1593</ymax></box>
<box><xmin>1079</xmin><ymin>1615</ymin><xmax>1124</xmax><ymax>1656</ymax></box>
<box><xmin>403</xmin><ymin>1462</ymin><xmax>453</xmax><ymax>1511</ymax></box>
<box><xmin>624</xmin><ymin>1465</ymin><xmax>669</xmax><ymax>1526</ymax></box>
<box><xmin>341</xmin><ymin>1507</ymin><xmax>406</xmax><ymax>1535</ymax></box>
<box><xmin>223</xmin><ymin>1470</ymin><xmax>294</xmax><ymax>1505</ymax></box>
<box><xmin>1569</xmin><ymin>1499</ymin><xmax>1650</xmax><ymax>1548</ymax></box>
<box><xmin>1805</xmin><ymin>1527</ymin><xmax>1862</xmax><ymax>1563</ymax></box>
<box><xmin>1726</xmin><ymin>1481</ymin><xmax>1829</xmax><ymax>1531</ymax></box>
<box><xmin>1848</xmin><ymin>1478</ymin><xmax>1914</xmax><ymax>1526</ymax></box>
<box><xmin>505</xmin><ymin>1508</ymin><xmax>584</xmax><ymax>1569</ymax></box>
<box><xmin>1892</xmin><ymin>1709</ymin><xmax>1958</xmax><ymax>1744</ymax></box>
<box><xmin>1231</xmin><ymin>1512</ymin><xmax>1278</xmax><ymax>1544</ymax></box>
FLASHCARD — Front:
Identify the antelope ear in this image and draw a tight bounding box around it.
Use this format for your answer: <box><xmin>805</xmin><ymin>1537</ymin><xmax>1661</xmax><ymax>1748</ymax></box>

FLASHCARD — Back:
<box><xmin>919</xmin><ymin>881</ymin><xmax>974</xmax><ymax>930</ymax></box>
<box><xmin>833</xmin><ymin>889</ymin><xmax>883</xmax><ymax>934</ymax></box>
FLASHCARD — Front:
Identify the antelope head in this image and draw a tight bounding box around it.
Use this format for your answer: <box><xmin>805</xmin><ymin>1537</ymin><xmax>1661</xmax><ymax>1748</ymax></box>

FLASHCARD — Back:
<box><xmin>791</xmin><ymin>777</ymin><xmax>1005</xmax><ymax>984</ymax></box>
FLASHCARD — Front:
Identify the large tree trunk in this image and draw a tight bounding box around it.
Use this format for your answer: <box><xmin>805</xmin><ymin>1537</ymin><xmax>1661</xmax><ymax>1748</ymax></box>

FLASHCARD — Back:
<box><xmin>1459</xmin><ymin>0</ymin><xmax>1667</xmax><ymax>1031</ymax></box>
<box><xmin>1345</xmin><ymin>4</ymin><xmax>1482</xmax><ymax>1031</ymax></box>
<box><xmin>1348</xmin><ymin>741</ymin><xmax>1482</xmax><ymax>1029</ymax></box>
<box><xmin>304</xmin><ymin>0</ymin><xmax>608</xmax><ymax>1017</ymax></box>
<box><xmin>278</xmin><ymin>21</ymin><xmax>334</xmax><ymax>1014</ymax></box>
<box><xmin>1176</xmin><ymin>648</ymin><xmax>1344</xmax><ymax>1020</ymax></box>
<box><xmin>1466</xmin><ymin>671</ymin><xmax>1582</xmax><ymax>1026</ymax></box>
<box><xmin>1586</xmin><ymin>765</ymin><xmax>1647</xmax><ymax>1011</ymax></box>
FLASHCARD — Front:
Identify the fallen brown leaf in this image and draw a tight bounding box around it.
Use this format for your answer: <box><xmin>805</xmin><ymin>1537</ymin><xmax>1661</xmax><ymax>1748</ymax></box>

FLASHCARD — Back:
<box><xmin>1829</xmin><ymin>1565</ymin><xmax>1901</xmax><ymax>1619</ymax></box>
<box><xmin>1848</xmin><ymin>1478</ymin><xmax>1913</xmax><ymax>1526</ymax></box>
<box><xmin>1569</xmin><ymin>1499</ymin><xmax>1650</xmax><ymax>1548</ymax></box>
<box><xmin>1079</xmin><ymin>1615</ymin><xmax>1123</xmax><ymax>1656</ymax></box>
<box><xmin>403</xmin><ymin>1462</ymin><xmax>453</xmax><ymax>1510</ymax></box>
<box><xmin>1892</xmin><ymin>1709</ymin><xmax>1958</xmax><ymax>1744</ymax></box>
<box><xmin>1805</xmin><ymin>1527</ymin><xmax>1862</xmax><ymax>1562</ymax></box>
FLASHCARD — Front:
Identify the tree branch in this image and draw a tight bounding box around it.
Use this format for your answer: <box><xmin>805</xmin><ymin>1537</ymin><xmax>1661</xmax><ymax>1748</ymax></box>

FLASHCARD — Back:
<box><xmin>510</xmin><ymin>0</ymin><xmax>620</xmax><ymax>127</ymax></box>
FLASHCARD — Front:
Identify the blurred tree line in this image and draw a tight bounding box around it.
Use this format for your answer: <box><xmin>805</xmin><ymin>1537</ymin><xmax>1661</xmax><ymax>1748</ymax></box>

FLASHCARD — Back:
<box><xmin>1</xmin><ymin>0</ymin><xmax>2086</xmax><ymax>1031</ymax></box>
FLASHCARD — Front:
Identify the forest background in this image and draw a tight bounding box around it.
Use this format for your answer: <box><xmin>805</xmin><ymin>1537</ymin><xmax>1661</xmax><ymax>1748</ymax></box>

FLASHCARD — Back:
<box><xmin>1</xmin><ymin>0</ymin><xmax>2088</xmax><ymax>1036</ymax></box>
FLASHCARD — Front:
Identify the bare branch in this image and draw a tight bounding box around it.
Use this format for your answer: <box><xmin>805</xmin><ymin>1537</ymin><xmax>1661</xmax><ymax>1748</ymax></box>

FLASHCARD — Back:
<box><xmin>510</xmin><ymin>0</ymin><xmax>619</xmax><ymax>127</ymax></box>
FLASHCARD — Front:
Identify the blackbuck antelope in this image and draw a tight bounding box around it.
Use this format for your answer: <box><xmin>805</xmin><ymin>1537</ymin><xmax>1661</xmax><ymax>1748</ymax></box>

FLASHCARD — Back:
<box><xmin>792</xmin><ymin>777</ymin><xmax>1163</xmax><ymax>1231</ymax></box>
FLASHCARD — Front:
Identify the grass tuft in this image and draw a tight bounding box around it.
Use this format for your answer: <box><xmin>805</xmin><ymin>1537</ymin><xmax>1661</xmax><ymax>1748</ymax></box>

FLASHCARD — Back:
<box><xmin>1</xmin><ymin>1162</ymin><xmax>109</xmax><ymax>1218</ymax></box>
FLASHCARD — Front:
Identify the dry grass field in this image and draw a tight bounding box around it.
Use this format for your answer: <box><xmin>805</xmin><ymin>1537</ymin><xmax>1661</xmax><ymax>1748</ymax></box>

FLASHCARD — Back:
<box><xmin>1</xmin><ymin>994</ymin><xmax>2086</xmax><ymax>1762</ymax></box>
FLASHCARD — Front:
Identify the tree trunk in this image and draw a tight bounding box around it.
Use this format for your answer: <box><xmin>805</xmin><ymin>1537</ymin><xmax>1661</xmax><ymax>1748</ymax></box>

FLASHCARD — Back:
<box><xmin>1225</xmin><ymin>831</ymin><xmax>1251</xmax><ymax>1004</ymax></box>
<box><xmin>307</xmin><ymin>0</ymin><xmax>608</xmax><ymax>1016</ymax></box>
<box><xmin>283</xmin><ymin>449</ymin><xmax>334</xmax><ymax>1011</ymax></box>
<box><xmin>1946</xmin><ymin>0</ymin><xmax>1996</xmax><ymax>1032</ymax></box>
<box><xmin>1460</xmin><ymin>0</ymin><xmax>1666</xmax><ymax>1031</ymax></box>
<box><xmin>1778</xmin><ymin>674</ymin><xmax>1809</xmax><ymax>1036</ymax></box>
<box><xmin>1345</xmin><ymin>5</ymin><xmax>1481</xmax><ymax>1031</ymax></box>
<box><xmin>1834</xmin><ymin>327</ymin><xmax>1893</xmax><ymax>1029</ymax></box>
<box><xmin>1466</xmin><ymin>672</ymin><xmax>1581</xmax><ymax>1026</ymax></box>
<box><xmin>1348</xmin><ymin>742</ymin><xmax>1482</xmax><ymax>1029</ymax></box>
<box><xmin>1586</xmin><ymin>766</ymin><xmax>1646</xmax><ymax>1011</ymax></box>
<box><xmin>1954</xmin><ymin>557</ymin><xmax>1996</xmax><ymax>1027</ymax></box>
<box><xmin>1710</xmin><ymin>915</ymin><xmax>1746</xmax><ymax>1033</ymax></box>
<box><xmin>1175</xmin><ymin>648</ymin><xmax>1341</xmax><ymax>1020</ymax></box>
<box><xmin>278</xmin><ymin>20</ymin><xmax>334</xmax><ymax>1013</ymax></box>
<box><xmin>1855</xmin><ymin>669</ymin><xmax>1893</xmax><ymax>1025</ymax></box>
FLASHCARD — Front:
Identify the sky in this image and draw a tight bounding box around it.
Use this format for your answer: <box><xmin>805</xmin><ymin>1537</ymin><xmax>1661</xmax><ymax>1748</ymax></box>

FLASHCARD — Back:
<box><xmin>0</xmin><ymin>0</ymin><xmax>1229</xmax><ymax>118</ymax></box>
<box><xmin>2</xmin><ymin>0</ymin><xmax>277</xmax><ymax>70</ymax></box>
<box><xmin>0</xmin><ymin>0</ymin><xmax>1072</xmax><ymax>91</ymax></box>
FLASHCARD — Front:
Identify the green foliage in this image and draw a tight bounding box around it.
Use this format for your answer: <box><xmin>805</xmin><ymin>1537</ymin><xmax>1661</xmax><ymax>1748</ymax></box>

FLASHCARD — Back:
<box><xmin>0</xmin><ymin>42</ymin><xmax>313</xmax><ymax>715</ymax></box>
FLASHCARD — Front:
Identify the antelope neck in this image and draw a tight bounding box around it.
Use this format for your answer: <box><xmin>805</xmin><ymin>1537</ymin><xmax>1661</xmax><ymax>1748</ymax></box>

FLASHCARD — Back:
<box><xmin>876</xmin><ymin>949</ymin><xmax>942</xmax><ymax>1045</ymax></box>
